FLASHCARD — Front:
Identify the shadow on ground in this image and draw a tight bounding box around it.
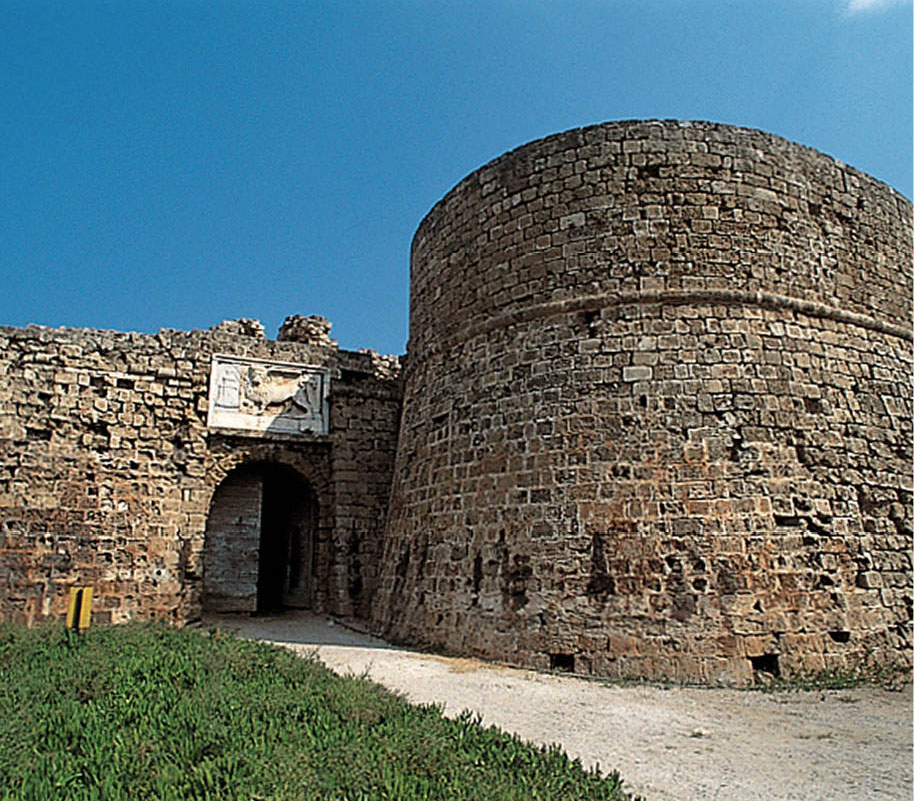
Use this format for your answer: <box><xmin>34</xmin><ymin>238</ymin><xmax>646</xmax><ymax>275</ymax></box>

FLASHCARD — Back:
<box><xmin>200</xmin><ymin>610</ymin><xmax>396</xmax><ymax>651</ymax></box>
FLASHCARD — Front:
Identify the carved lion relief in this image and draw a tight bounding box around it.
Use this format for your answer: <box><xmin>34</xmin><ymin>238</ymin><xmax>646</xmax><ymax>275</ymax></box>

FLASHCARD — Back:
<box><xmin>207</xmin><ymin>355</ymin><xmax>329</xmax><ymax>436</ymax></box>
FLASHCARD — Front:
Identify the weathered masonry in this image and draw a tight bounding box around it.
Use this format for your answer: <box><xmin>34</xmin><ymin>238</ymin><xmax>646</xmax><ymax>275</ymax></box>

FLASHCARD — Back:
<box><xmin>372</xmin><ymin>120</ymin><xmax>913</xmax><ymax>684</ymax></box>
<box><xmin>0</xmin><ymin>315</ymin><xmax>401</xmax><ymax>624</ymax></box>
<box><xmin>1</xmin><ymin>120</ymin><xmax>912</xmax><ymax>684</ymax></box>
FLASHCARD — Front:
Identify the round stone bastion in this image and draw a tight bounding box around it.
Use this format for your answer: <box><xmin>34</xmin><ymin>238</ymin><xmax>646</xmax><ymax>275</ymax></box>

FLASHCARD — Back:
<box><xmin>372</xmin><ymin>120</ymin><xmax>913</xmax><ymax>685</ymax></box>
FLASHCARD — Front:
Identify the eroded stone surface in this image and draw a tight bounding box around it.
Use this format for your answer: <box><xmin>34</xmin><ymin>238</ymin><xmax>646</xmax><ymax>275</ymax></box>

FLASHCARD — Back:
<box><xmin>0</xmin><ymin>317</ymin><xmax>401</xmax><ymax>624</ymax></box>
<box><xmin>373</xmin><ymin>120</ymin><xmax>913</xmax><ymax>683</ymax></box>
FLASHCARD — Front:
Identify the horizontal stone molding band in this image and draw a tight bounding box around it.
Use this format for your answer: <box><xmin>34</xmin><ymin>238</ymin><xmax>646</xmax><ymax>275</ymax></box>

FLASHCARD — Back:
<box><xmin>410</xmin><ymin>286</ymin><xmax>913</xmax><ymax>365</ymax></box>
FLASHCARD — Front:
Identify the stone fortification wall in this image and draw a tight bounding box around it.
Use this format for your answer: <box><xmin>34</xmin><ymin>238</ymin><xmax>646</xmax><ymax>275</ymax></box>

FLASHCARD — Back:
<box><xmin>374</xmin><ymin>120</ymin><xmax>913</xmax><ymax>683</ymax></box>
<box><xmin>0</xmin><ymin>317</ymin><xmax>401</xmax><ymax>625</ymax></box>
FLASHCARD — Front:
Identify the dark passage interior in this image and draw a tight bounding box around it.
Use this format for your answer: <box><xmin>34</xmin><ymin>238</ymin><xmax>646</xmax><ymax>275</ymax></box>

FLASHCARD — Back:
<box><xmin>257</xmin><ymin>464</ymin><xmax>317</xmax><ymax>612</ymax></box>
<box><xmin>203</xmin><ymin>462</ymin><xmax>317</xmax><ymax>614</ymax></box>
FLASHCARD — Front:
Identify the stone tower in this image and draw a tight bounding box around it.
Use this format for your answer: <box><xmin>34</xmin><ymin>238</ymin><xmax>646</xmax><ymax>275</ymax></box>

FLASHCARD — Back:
<box><xmin>373</xmin><ymin>120</ymin><xmax>913</xmax><ymax>684</ymax></box>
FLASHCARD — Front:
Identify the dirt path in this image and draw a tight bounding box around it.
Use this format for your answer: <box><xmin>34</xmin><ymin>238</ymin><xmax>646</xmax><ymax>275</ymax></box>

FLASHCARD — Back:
<box><xmin>207</xmin><ymin>612</ymin><xmax>912</xmax><ymax>801</ymax></box>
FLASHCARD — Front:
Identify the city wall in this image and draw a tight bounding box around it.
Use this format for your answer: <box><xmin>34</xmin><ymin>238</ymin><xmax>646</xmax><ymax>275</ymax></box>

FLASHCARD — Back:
<box><xmin>0</xmin><ymin>316</ymin><xmax>401</xmax><ymax>625</ymax></box>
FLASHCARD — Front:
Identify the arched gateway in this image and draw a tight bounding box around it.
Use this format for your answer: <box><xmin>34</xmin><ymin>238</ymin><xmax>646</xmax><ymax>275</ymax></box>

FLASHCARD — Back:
<box><xmin>203</xmin><ymin>462</ymin><xmax>318</xmax><ymax>613</ymax></box>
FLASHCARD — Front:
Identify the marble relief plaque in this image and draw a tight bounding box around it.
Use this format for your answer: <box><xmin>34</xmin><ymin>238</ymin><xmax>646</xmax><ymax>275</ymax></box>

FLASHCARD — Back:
<box><xmin>207</xmin><ymin>355</ymin><xmax>329</xmax><ymax>436</ymax></box>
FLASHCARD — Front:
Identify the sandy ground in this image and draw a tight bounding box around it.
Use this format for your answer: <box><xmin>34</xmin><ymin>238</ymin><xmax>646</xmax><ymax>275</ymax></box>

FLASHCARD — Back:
<box><xmin>205</xmin><ymin>611</ymin><xmax>913</xmax><ymax>801</ymax></box>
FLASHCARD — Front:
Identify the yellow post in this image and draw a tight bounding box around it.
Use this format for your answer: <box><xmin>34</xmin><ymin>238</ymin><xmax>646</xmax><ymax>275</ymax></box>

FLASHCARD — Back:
<box><xmin>65</xmin><ymin>586</ymin><xmax>93</xmax><ymax>631</ymax></box>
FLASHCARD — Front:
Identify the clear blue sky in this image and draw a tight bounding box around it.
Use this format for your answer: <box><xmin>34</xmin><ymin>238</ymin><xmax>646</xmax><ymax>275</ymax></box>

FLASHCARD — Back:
<box><xmin>2</xmin><ymin>0</ymin><xmax>911</xmax><ymax>354</ymax></box>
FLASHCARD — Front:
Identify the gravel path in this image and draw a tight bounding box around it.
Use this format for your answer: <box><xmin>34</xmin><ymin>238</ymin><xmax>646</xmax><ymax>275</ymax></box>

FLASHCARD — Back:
<box><xmin>208</xmin><ymin>612</ymin><xmax>912</xmax><ymax>801</ymax></box>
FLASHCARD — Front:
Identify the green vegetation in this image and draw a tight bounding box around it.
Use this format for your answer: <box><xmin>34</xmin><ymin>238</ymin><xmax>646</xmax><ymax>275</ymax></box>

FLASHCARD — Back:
<box><xmin>753</xmin><ymin>661</ymin><xmax>911</xmax><ymax>693</ymax></box>
<box><xmin>0</xmin><ymin>623</ymin><xmax>637</xmax><ymax>800</ymax></box>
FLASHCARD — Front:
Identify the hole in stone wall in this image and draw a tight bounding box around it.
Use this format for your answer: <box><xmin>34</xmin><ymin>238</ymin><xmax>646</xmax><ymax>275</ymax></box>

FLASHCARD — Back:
<box><xmin>549</xmin><ymin>653</ymin><xmax>575</xmax><ymax>672</ymax></box>
<box><xmin>586</xmin><ymin>531</ymin><xmax>615</xmax><ymax>597</ymax></box>
<box><xmin>348</xmin><ymin>569</ymin><xmax>362</xmax><ymax>600</ymax></box>
<box><xmin>828</xmin><ymin>631</ymin><xmax>851</xmax><ymax>644</ymax></box>
<box><xmin>395</xmin><ymin>544</ymin><xmax>410</xmax><ymax>579</ymax></box>
<box><xmin>415</xmin><ymin>536</ymin><xmax>428</xmax><ymax>581</ymax></box>
<box><xmin>803</xmin><ymin>397</ymin><xmax>822</xmax><ymax>414</ymax></box>
<box><xmin>582</xmin><ymin>309</ymin><xmax>600</xmax><ymax>336</ymax></box>
<box><xmin>805</xmin><ymin>517</ymin><xmax>829</xmax><ymax>536</ymax></box>
<box><xmin>86</xmin><ymin>421</ymin><xmax>108</xmax><ymax>437</ymax></box>
<box><xmin>340</xmin><ymin>368</ymin><xmax>371</xmax><ymax>382</ymax></box>
<box><xmin>472</xmin><ymin>553</ymin><xmax>483</xmax><ymax>600</ymax></box>
<box><xmin>749</xmin><ymin>654</ymin><xmax>780</xmax><ymax>677</ymax></box>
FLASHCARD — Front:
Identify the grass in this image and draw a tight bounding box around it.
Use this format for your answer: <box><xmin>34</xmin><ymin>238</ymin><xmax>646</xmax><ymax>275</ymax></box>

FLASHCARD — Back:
<box><xmin>0</xmin><ymin>623</ymin><xmax>638</xmax><ymax>801</ymax></box>
<box><xmin>751</xmin><ymin>661</ymin><xmax>911</xmax><ymax>693</ymax></box>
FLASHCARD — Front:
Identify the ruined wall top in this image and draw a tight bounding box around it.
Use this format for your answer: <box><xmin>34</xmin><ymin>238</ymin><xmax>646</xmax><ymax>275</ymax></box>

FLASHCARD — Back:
<box><xmin>3</xmin><ymin>315</ymin><xmax>400</xmax><ymax>383</ymax></box>
<box><xmin>209</xmin><ymin>318</ymin><xmax>267</xmax><ymax>339</ymax></box>
<box><xmin>277</xmin><ymin>315</ymin><xmax>334</xmax><ymax>346</ymax></box>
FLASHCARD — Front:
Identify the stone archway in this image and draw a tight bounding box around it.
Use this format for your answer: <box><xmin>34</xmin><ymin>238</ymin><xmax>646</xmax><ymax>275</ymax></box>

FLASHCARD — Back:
<box><xmin>202</xmin><ymin>462</ymin><xmax>318</xmax><ymax>613</ymax></box>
